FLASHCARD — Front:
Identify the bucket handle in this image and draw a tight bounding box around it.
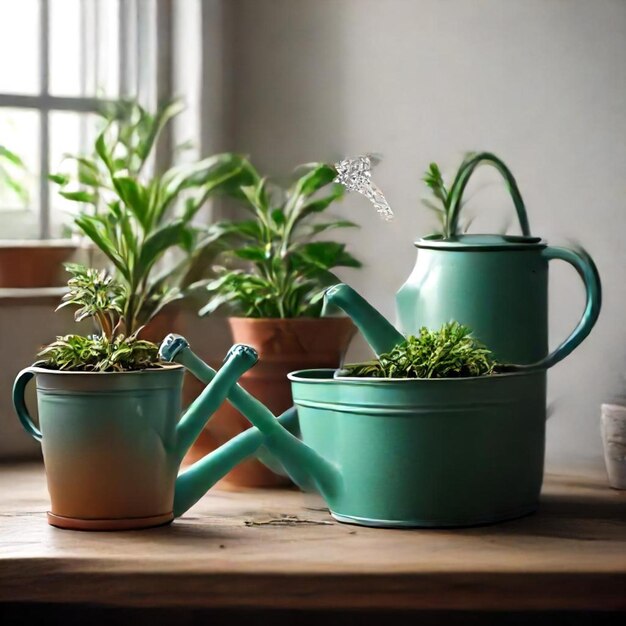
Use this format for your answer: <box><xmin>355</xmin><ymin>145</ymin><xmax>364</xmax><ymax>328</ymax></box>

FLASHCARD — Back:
<box><xmin>12</xmin><ymin>368</ymin><xmax>42</xmax><ymax>442</ymax></box>
<box><xmin>515</xmin><ymin>246</ymin><xmax>601</xmax><ymax>371</ymax></box>
<box><xmin>447</xmin><ymin>152</ymin><xmax>531</xmax><ymax>238</ymax></box>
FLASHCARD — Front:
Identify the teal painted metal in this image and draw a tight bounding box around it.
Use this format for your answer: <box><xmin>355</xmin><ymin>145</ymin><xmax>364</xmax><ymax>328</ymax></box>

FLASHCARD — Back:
<box><xmin>237</xmin><ymin>368</ymin><xmax>546</xmax><ymax>527</ymax></box>
<box><xmin>323</xmin><ymin>283</ymin><xmax>404</xmax><ymax>357</ymax></box>
<box><xmin>446</xmin><ymin>152</ymin><xmax>531</xmax><ymax>238</ymax></box>
<box><xmin>396</xmin><ymin>239</ymin><xmax>601</xmax><ymax>368</ymax></box>
<box><xmin>12</xmin><ymin>340</ymin><xmax>296</xmax><ymax>527</ymax></box>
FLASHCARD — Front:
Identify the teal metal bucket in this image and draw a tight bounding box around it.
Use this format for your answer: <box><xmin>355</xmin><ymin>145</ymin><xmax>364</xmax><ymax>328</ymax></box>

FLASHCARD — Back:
<box><xmin>289</xmin><ymin>368</ymin><xmax>547</xmax><ymax>527</ymax></box>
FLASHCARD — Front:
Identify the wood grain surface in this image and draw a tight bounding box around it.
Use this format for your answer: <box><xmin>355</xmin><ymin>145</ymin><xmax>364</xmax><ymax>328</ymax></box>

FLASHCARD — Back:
<box><xmin>0</xmin><ymin>463</ymin><xmax>624</xmax><ymax>611</ymax></box>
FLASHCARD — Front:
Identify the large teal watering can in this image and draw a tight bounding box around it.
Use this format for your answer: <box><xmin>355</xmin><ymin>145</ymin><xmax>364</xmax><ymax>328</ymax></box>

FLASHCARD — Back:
<box><xmin>13</xmin><ymin>339</ymin><xmax>297</xmax><ymax>530</ymax></box>
<box><xmin>221</xmin><ymin>264</ymin><xmax>601</xmax><ymax>527</ymax></box>
<box><xmin>396</xmin><ymin>152</ymin><xmax>601</xmax><ymax>367</ymax></box>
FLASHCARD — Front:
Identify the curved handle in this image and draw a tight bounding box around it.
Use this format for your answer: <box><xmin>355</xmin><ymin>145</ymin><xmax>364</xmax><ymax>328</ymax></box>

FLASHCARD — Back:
<box><xmin>520</xmin><ymin>246</ymin><xmax>601</xmax><ymax>371</ymax></box>
<box><xmin>12</xmin><ymin>368</ymin><xmax>42</xmax><ymax>442</ymax></box>
<box><xmin>447</xmin><ymin>152</ymin><xmax>531</xmax><ymax>238</ymax></box>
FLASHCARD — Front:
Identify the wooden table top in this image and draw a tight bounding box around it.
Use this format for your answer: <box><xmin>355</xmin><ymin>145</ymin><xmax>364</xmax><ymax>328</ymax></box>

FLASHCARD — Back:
<box><xmin>0</xmin><ymin>463</ymin><xmax>624</xmax><ymax>611</ymax></box>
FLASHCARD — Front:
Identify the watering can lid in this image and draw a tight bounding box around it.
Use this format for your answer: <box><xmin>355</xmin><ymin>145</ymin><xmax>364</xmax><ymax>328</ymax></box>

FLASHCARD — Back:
<box><xmin>416</xmin><ymin>234</ymin><xmax>545</xmax><ymax>251</ymax></box>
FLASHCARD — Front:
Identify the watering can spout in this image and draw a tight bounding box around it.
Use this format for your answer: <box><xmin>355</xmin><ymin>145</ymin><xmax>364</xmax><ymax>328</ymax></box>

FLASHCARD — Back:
<box><xmin>172</xmin><ymin>343</ymin><xmax>259</xmax><ymax>461</ymax></box>
<box><xmin>323</xmin><ymin>283</ymin><xmax>404</xmax><ymax>357</ymax></box>
<box><xmin>159</xmin><ymin>335</ymin><xmax>303</xmax><ymax>517</ymax></box>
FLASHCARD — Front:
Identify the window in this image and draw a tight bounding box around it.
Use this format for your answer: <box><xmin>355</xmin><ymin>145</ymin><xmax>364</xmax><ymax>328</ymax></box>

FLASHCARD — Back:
<box><xmin>0</xmin><ymin>0</ymin><xmax>172</xmax><ymax>239</ymax></box>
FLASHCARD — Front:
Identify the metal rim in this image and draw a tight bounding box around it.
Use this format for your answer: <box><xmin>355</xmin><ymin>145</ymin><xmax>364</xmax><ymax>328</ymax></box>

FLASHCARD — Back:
<box><xmin>27</xmin><ymin>363</ymin><xmax>183</xmax><ymax>376</ymax></box>
<box><xmin>288</xmin><ymin>367</ymin><xmax>544</xmax><ymax>384</ymax></box>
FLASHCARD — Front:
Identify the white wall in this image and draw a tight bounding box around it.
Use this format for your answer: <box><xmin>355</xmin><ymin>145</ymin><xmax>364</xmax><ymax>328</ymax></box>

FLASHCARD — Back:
<box><xmin>225</xmin><ymin>0</ymin><xmax>626</xmax><ymax>468</ymax></box>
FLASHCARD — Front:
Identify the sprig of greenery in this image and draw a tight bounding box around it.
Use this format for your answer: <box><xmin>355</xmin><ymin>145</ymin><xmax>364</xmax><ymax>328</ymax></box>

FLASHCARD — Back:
<box><xmin>422</xmin><ymin>153</ymin><xmax>477</xmax><ymax>238</ymax></box>
<box><xmin>56</xmin><ymin>263</ymin><xmax>125</xmax><ymax>338</ymax></box>
<box><xmin>196</xmin><ymin>162</ymin><xmax>361</xmax><ymax>318</ymax></box>
<box><xmin>37</xmin><ymin>334</ymin><xmax>160</xmax><ymax>372</ymax></box>
<box><xmin>50</xmin><ymin>99</ymin><xmax>255</xmax><ymax>335</ymax></box>
<box><xmin>340</xmin><ymin>322</ymin><xmax>497</xmax><ymax>379</ymax></box>
<box><xmin>37</xmin><ymin>264</ymin><xmax>163</xmax><ymax>372</ymax></box>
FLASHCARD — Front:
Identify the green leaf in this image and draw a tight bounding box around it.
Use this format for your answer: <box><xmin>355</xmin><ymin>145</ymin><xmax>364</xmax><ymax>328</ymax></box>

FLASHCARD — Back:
<box><xmin>292</xmin><ymin>241</ymin><xmax>346</xmax><ymax>270</ymax></box>
<box><xmin>112</xmin><ymin>175</ymin><xmax>148</xmax><ymax>227</ymax></box>
<box><xmin>234</xmin><ymin>246</ymin><xmax>268</xmax><ymax>262</ymax></box>
<box><xmin>240</xmin><ymin>178</ymin><xmax>270</xmax><ymax>214</ymax></box>
<box><xmin>137</xmin><ymin>98</ymin><xmax>185</xmax><ymax>163</ymax></box>
<box><xmin>136</xmin><ymin>220</ymin><xmax>186</xmax><ymax>280</ymax></box>
<box><xmin>271</xmin><ymin>208</ymin><xmax>286</xmax><ymax>226</ymax></box>
<box><xmin>161</xmin><ymin>154</ymin><xmax>251</xmax><ymax>211</ymax></box>
<box><xmin>59</xmin><ymin>190</ymin><xmax>98</xmax><ymax>204</ymax></box>
<box><xmin>74</xmin><ymin>215</ymin><xmax>130</xmax><ymax>280</ymax></box>
<box><xmin>0</xmin><ymin>145</ymin><xmax>25</xmax><ymax>167</ymax></box>
<box><xmin>306</xmin><ymin>219</ymin><xmax>358</xmax><ymax>236</ymax></box>
<box><xmin>95</xmin><ymin>126</ymin><xmax>114</xmax><ymax>173</ymax></box>
<box><xmin>49</xmin><ymin>173</ymin><xmax>70</xmax><ymax>185</ymax></box>
<box><xmin>290</xmin><ymin>163</ymin><xmax>337</xmax><ymax>199</ymax></box>
<box><xmin>75</xmin><ymin>158</ymin><xmax>102</xmax><ymax>187</ymax></box>
<box><xmin>198</xmin><ymin>292</ymin><xmax>238</xmax><ymax>317</ymax></box>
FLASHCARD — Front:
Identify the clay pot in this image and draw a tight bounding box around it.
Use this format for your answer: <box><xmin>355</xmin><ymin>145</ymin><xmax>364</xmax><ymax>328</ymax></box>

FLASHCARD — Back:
<box><xmin>0</xmin><ymin>240</ymin><xmax>77</xmax><ymax>288</ymax></box>
<box><xmin>184</xmin><ymin>316</ymin><xmax>356</xmax><ymax>487</ymax></box>
<box><xmin>139</xmin><ymin>307</ymin><xmax>184</xmax><ymax>344</ymax></box>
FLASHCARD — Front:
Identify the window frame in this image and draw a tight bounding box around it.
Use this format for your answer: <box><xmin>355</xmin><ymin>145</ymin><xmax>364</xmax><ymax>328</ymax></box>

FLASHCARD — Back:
<box><xmin>0</xmin><ymin>0</ymin><xmax>172</xmax><ymax>239</ymax></box>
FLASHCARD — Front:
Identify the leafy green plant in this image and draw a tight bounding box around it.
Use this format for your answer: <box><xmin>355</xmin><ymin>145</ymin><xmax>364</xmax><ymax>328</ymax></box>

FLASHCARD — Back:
<box><xmin>340</xmin><ymin>322</ymin><xmax>497</xmax><ymax>379</ymax></box>
<box><xmin>421</xmin><ymin>155</ymin><xmax>476</xmax><ymax>239</ymax></box>
<box><xmin>37</xmin><ymin>264</ymin><xmax>161</xmax><ymax>372</ymax></box>
<box><xmin>50</xmin><ymin>99</ymin><xmax>255</xmax><ymax>335</ymax></box>
<box><xmin>197</xmin><ymin>162</ymin><xmax>361</xmax><ymax>318</ymax></box>
<box><xmin>0</xmin><ymin>144</ymin><xmax>29</xmax><ymax>206</ymax></box>
<box><xmin>422</xmin><ymin>151</ymin><xmax>527</xmax><ymax>238</ymax></box>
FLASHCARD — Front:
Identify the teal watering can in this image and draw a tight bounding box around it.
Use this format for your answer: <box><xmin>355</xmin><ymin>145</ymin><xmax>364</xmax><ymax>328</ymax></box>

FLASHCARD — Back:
<box><xmin>396</xmin><ymin>152</ymin><xmax>602</xmax><ymax>367</ymax></box>
<box><xmin>223</xmin><ymin>272</ymin><xmax>601</xmax><ymax>528</ymax></box>
<box><xmin>13</xmin><ymin>338</ymin><xmax>297</xmax><ymax>530</ymax></box>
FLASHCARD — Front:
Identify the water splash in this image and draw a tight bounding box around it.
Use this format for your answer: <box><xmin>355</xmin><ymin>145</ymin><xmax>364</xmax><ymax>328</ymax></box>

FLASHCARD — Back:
<box><xmin>334</xmin><ymin>154</ymin><xmax>394</xmax><ymax>221</ymax></box>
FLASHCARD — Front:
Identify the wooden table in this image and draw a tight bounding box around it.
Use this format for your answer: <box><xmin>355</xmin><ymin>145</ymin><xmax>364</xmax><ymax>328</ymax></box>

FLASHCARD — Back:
<box><xmin>0</xmin><ymin>463</ymin><xmax>624</xmax><ymax>619</ymax></box>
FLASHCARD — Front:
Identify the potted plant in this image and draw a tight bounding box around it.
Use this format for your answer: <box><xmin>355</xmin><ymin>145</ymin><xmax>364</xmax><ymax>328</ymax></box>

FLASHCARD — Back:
<box><xmin>192</xmin><ymin>162</ymin><xmax>360</xmax><ymax>486</ymax></box>
<box><xmin>11</xmin><ymin>263</ymin><xmax>269</xmax><ymax>529</ymax></box>
<box><xmin>224</xmin><ymin>309</ymin><xmax>551</xmax><ymax>527</ymax></box>
<box><xmin>0</xmin><ymin>143</ymin><xmax>76</xmax><ymax>288</ymax></box>
<box><xmin>13</xmin><ymin>263</ymin><xmax>175</xmax><ymax>528</ymax></box>
<box><xmin>50</xmin><ymin>99</ymin><xmax>254</xmax><ymax>341</ymax></box>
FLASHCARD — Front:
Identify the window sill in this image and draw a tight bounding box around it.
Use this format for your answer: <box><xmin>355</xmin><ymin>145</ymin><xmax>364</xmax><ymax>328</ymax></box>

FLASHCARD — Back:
<box><xmin>0</xmin><ymin>286</ymin><xmax>67</xmax><ymax>305</ymax></box>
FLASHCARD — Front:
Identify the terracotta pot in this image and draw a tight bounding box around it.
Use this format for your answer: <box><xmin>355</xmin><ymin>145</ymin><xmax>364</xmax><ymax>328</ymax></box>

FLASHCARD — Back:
<box><xmin>139</xmin><ymin>307</ymin><xmax>184</xmax><ymax>344</ymax></box>
<box><xmin>0</xmin><ymin>240</ymin><xmax>77</xmax><ymax>288</ymax></box>
<box><xmin>184</xmin><ymin>316</ymin><xmax>356</xmax><ymax>487</ymax></box>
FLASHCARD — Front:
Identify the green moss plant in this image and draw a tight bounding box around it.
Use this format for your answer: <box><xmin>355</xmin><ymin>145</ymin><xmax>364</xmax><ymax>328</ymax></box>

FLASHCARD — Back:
<box><xmin>340</xmin><ymin>322</ymin><xmax>497</xmax><ymax>379</ymax></box>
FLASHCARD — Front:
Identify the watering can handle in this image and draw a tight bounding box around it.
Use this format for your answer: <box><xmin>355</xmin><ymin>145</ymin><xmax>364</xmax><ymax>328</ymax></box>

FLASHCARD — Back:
<box><xmin>520</xmin><ymin>246</ymin><xmax>601</xmax><ymax>371</ymax></box>
<box><xmin>12</xmin><ymin>368</ymin><xmax>42</xmax><ymax>442</ymax></box>
<box><xmin>447</xmin><ymin>152</ymin><xmax>531</xmax><ymax>237</ymax></box>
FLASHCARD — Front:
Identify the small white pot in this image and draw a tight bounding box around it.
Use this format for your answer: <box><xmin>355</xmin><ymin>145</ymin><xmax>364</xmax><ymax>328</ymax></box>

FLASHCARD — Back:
<box><xmin>601</xmin><ymin>403</ymin><xmax>626</xmax><ymax>490</ymax></box>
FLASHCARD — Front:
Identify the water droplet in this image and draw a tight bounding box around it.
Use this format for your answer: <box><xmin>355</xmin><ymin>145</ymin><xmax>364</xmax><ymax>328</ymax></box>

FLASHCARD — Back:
<box><xmin>334</xmin><ymin>155</ymin><xmax>393</xmax><ymax>221</ymax></box>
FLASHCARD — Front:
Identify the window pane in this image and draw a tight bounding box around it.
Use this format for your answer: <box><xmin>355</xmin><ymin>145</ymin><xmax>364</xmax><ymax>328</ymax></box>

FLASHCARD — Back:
<box><xmin>49</xmin><ymin>111</ymin><xmax>103</xmax><ymax>237</ymax></box>
<box><xmin>0</xmin><ymin>108</ymin><xmax>40</xmax><ymax>239</ymax></box>
<box><xmin>50</xmin><ymin>0</ymin><xmax>120</xmax><ymax>98</ymax></box>
<box><xmin>0</xmin><ymin>0</ymin><xmax>40</xmax><ymax>95</ymax></box>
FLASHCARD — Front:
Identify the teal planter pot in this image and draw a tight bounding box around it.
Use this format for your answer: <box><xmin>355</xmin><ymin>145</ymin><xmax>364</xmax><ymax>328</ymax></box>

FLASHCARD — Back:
<box><xmin>13</xmin><ymin>341</ymin><xmax>298</xmax><ymax>530</ymax></box>
<box><xmin>18</xmin><ymin>366</ymin><xmax>185</xmax><ymax>529</ymax></box>
<box><xmin>223</xmin><ymin>361</ymin><xmax>547</xmax><ymax>527</ymax></box>
<box><xmin>289</xmin><ymin>368</ymin><xmax>547</xmax><ymax>527</ymax></box>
